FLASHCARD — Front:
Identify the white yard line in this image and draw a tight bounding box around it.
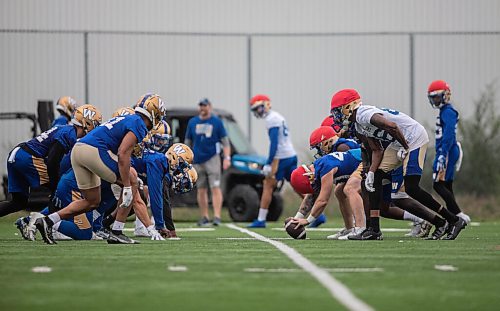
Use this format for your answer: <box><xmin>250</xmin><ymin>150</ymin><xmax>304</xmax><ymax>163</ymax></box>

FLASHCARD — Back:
<box><xmin>226</xmin><ymin>224</ymin><xmax>374</xmax><ymax>311</ymax></box>
<box><xmin>217</xmin><ymin>237</ymin><xmax>302</xmax><ymax>240</ymax></box>
<box><xmin>272</xmin><ymin>227</ymin><xmax>408</xmax><ymax>232</ymax></box>
<box><xmin>244</xmin><ymin>267</ymin><xmax>384</xmax><ymax>273</ymax></box>
<box><xmin>123</xmin><ymin>227</ymin><xmax>215</xmax><ymax>232</ymax></box>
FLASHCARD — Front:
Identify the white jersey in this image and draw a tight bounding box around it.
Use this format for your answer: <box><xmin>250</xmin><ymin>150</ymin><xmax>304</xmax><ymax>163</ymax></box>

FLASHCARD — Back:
<box><xmin>354</xmin><ymin>105</ymin><xmax>429</xmax><ymax>150</ymax></box>
<box><xmin>264</xmin><ymin>110</ymin><xmax>296</xmax><ymax>159</ymax></box>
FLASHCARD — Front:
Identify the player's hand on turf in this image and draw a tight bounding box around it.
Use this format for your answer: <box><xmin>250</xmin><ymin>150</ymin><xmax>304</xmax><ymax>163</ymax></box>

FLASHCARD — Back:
<box><xmin>147</xmin><ymin>226</ymin><xmax>165</xmax><ymax>241</ymax></box>
<box><xmin>365</xmin><ymin>171</ymin><xmax>375</xmax><ymax>192</ymax></box>
<box><xmin>436</xmin><ymin>155</ymin><xmax>446</xmax><ymax>172</ymax></box>
<box><xmin>120</xmin><ymin>186</ymin><xmax>133</xmax><ymax>208</ymax></box>
<box><xmin>396</xmin><ymin>148</ymin><xmax>408</xmax><ymax>161</ymax></box>
<box><xmin>262</xmin><ymin>164</ymin><xmax>272</xmax><ymax>176</ymax></box>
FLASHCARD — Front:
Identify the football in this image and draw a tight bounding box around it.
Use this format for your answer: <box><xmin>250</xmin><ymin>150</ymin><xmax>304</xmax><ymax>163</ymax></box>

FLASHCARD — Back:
<box><xmin>284</xmin><ymin>217</ymin><xmax>307</xmax><ymax>240</ymax></box>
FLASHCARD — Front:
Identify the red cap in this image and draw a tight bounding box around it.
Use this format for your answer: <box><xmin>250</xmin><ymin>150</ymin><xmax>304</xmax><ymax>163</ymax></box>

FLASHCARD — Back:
<box><xmin>428</xmin><ymin>80</ymin><xmax>450</xmax><ymax>94</ymax></box>
<box><xmin>309</xmin><ymin>126</ymin><xmax>337</xmax><ymax>147</ymax></box>
<box><xmin>330</xmin><ymin>89</ymin><xmax>361</xmax><ymax>110</ymax></box>
<box><xmin>250</xmin><ymin>94</ymin><xmax>270</xmax><ymax>106</ymax></box>
<box><xmin>290</xmin><ymin>166</ymin><xmax>314</xmax><ymax>194</ymax></box>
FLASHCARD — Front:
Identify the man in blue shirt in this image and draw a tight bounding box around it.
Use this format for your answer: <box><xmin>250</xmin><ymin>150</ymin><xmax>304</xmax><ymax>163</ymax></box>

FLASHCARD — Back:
<box><xmin>185</xmin><ymin>98</ymin><xmax>231</xmax><ymax>226</ymax></box>
<box><xmin>428</xmin><ymin>80</ymin><xmax>470</xmax><ymax>223</ymax></box>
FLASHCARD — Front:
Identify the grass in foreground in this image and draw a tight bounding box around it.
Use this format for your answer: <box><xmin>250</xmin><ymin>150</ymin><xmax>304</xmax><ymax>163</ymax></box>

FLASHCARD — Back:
<box><xmin>0</xmin><ymin>214</ymin><xmax>499</xmax><ymax>311</ymax></box>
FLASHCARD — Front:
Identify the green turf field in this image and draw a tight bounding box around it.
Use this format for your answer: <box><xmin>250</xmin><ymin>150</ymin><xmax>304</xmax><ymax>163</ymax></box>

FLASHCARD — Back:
<box><xmin>0</xmin><ymin>214</ymin><xmax>499</xmax><ymax>311</ymax></box>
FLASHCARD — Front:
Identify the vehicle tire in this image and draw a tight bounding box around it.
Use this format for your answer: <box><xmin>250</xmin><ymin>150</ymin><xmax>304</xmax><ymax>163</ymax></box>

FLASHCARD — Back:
<box><xmin>266</xmin><ymin>193</ymin><xmax>283</xmax><ymax>221</ymax></box>
<box><xmin>227</xmin><ymin>185</ymin><xmax>259</xmax><ymax>222</ymax></box>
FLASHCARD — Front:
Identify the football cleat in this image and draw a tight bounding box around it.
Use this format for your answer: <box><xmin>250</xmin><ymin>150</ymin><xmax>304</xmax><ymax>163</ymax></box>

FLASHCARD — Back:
<box><xmin>308</xmin><ymin>214</ymin><xmax>327</xmax><ymax>228</ymax></box>
<box><xmin>134</xmin><ymin>226</ymin><xmax>150</xmax><ymax>237</ymax></box>
<box><xmin>14</xmin><ymin>217</ymin><xmax>32</xmax><ymax>240</ymax></box>
<box><xmin>338</xmin><ymin>227</ymin><xmax>365</xmax><ymax>240</ymax></box>
<box><xmin>347</xmin><ymin>227</ymin><xmax>383</xmax><ymax>240</ymax></box>
<box><xmin>442</xmin><ymin>218</ymin><xmax>467</xmax><ymax>240</ymax></box>
<box><xmin>426</xmin><ymin>221</ymin><xmax>449</xmax><ymax>240</ymax></box>
<box><xmin>247</xmin><ymin>219</ymin><xmax>266</xmax><ymax>228</ymax></box>
<box><xmin>326</xmin><ymin>227</ymin><xmax>351</xmax><ymax>240</ymax></box>
<box><xmin>107</xmin><ymin>232</ymin><xmax>140</xmax><ymax>244</ymax></box>
<box><xmin>94</xmin><ymin>228</ymin><xmax>111</xmax><ymax>240</ymax></box>
<box><xmin>416</xmin><ymin>221</ymin><xmax>433</xmax><ymax>238</ymax></box>
<box><xmin>457</xmin><ymin>212</ymin><xmax>471</xmax><ymax>225</ymax></box>
<box><xmin>34</xmin><ymin>217</ymin><xmax>57</xmax><ymax>245</ymax></box>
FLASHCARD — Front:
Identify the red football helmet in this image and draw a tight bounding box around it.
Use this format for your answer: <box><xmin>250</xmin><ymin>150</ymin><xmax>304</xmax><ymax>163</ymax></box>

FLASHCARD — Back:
<box><xmin>321</xmin><ymin>116</ymin><xmax>342</xmax><ymax>132</ymax></box>
<box><xmin>290</xmin><ymin>165</ymin><xmax>315</xmax><ymax>195</ymax></box>
<box><xmin>309</xmin><ymin>126</ymin><xmax>338</xmax><ymax>157</ymax></box>
<box><xmin>427</xmin><ymin>80</ymin><xmax>451</xmax><ymax>109</ymax></box>
<box><xmin>250</xmin><ymin>94</ymin><xmax>271</xmax><ymax>118</ymax></box>
<box><xmin>330</xmin><ymin>89</ymin><xmax>362</xmax><ymax>127</ymax></box>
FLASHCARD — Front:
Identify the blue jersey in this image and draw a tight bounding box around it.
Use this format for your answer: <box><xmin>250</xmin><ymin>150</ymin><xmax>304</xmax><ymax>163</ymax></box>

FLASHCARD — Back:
<box><xmin>185</xmin><ymin>115</ymin><xmax>227</xmax><ymax>164</ymax></box>
<box><xmin>25</xmin><ymin>125</ymin><xmax>77</xmax><ymax>158</ymax></box>
<box><xmin>435</xmin><ymin>104</ymin><xmax>459</xmax><ymax>159</ymax></box>
<box><xmin>52</xmin><ymin>115</ymin><xmax>69</xmax><ymax>127</ymax></box>
<box><xmin>314</xmin><ymin>149</ymin><xmax>362</xmax><ymax>186</ymax></box>
<box><xmin>332</xmin><ymin>138</ymin><xmax>360</xmax><ymax>152</ymax></box>
<box><xmin>81</xmin><ymin>114</ymin><xmax>148</xmax><ymax>154</ymax></box>
<box><xmin>132</xmin><ymin>150</ymin><xmax>170</xmax><ymax>229</ymax></box>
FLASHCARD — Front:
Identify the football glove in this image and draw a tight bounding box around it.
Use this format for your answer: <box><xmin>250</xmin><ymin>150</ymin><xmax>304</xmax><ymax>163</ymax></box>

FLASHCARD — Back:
<box><xmin>435</xmin><ymin>155</ymin><xmax>446</xmax><ymax>172</ymax></box>
<box><xmin>365</xmin><ymin>171</ymin><xmax>375</xmax><ymax>192</ymax></box>
<box><xmin>119</xmin><ymin>186</ymin><xmax>133</xmax><ymax>208</ymax></box>
<box><xmin>262</xmin><ymin>164</ymin><xmax>273</xmax><ymax>177</ymax></box>
<box><xmin>147</xmin><ymin>225</ymin><xmax>165</xmax><ymax>241</ymax></box>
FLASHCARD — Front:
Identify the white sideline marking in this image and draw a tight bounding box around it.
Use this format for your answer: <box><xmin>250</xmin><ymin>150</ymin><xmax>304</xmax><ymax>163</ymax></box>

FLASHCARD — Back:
<box><xmin>227</xmin><ymin>224</ymin><xmax>374</xmax><ymax>311</ymax></box>
<box><xmin>272</xmin><ymin>227</ymin><xmax>408</xmax><ymax>232</ymax></box>
<box><xmin>31</xmin><ymin>266</ymin><xmax>52</xmax><ymax>273</ymax></box>
<box><xmin>244</xmin><ymin>267</ymin><xmax>384</xmax><ymax>273</ymax></box>
<box><xmin>434</xmin><ymin>265</ymin><xmax>458</xmax><ymax>272</ymax></box>
<box><xmin>168</xmin><ymin>265</ymin><xmax>188</xmax><ymax>272</ymax></box>
<box><xmin>124</xmin><ymin>227</ymin><xmax>215</xmax><ymax>232</ymax></box>
<box><xmin>470</xmin><ymin>222</ymin><xmax>480</xmax><ymax>227</ymax></box>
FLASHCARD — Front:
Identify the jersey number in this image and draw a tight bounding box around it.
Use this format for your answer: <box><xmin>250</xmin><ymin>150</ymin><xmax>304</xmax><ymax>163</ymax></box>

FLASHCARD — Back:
<box><xmin>331</xmin><ymin>152</ymin><xmax>344</xmax><ymax>161</ymax></box>
<box><xmin>36</xmin><ymin>127</ymin><xmax>58</xmax><ymax>143</ymax></box>
<box><xmin>282</xmin><ymin>121</ymin><xmax>289</xmax><ymax>137</ymax></box>
<box><xmin>103</xmin><ymin>116</ymin><xmax>125</xmax><ymax>130</ymax></box>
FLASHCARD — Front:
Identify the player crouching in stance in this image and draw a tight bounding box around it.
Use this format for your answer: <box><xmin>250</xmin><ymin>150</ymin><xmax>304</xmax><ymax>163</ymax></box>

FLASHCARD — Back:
<box><xmin>247</xmin><ymin>95</ymin><xmax>298</xmax><ymax>228</ymax></box>
<box><xmin>35</xmin><ymin>94</ymin><xmax>166</xmax><ymax>245</ymax></box>
<box><xmin>330</xmin><ymin>88</ymin><xmax>466</xmax><ymax>240</ymax></box>
<box><xmin>307</xmin><ymin>126</ymin><xmax>366</xmax><ymax>239</ymax></box>
<box><xmin>286</xmin><ymin>149</ymin><xmax>363</xmax><ymax>238</ymax></box>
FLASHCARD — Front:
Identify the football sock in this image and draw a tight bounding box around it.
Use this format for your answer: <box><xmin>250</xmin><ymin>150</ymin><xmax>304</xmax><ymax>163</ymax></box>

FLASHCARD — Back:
<box><xmin>433</xmin><ymin>181</ymin><xmax>462</xmax><ymax>214</ymax></box>
<box><xmin>404</xmin><ymin>175</ymin><xmax>459</xmax><ymax>223</ymax></box>
<box><xmin>367</xmin><ymin>170</ymin><xmax>385</xmax><ymax>232</ymax></box>
<box><xmin>48</xmin><ymin>212</ymin><xmax>61</xmax><ymax>225</ymax></box>
<box><xmin>403</xmin><ymin>211</ymin><xmax>423</xmax><ymax>223</ymax></box>
<box><xmin>102</xmin><ymin>214</ymin><xmax>116</xmax><ymax>230</ymax></box>
<box><xmin>433</xmin><ymin>215</ymin><xmax>446</xmax><ymax>227</ymax></box>
<box><xmin>112</xmin><ymin>221</ymin><xmax>125</xmax><ymax>234</ymax></box>
<box><xmin>294</xmin><ymin>212</ymin><xmax>305</xmax><ymax>219</ymax></box>
<box><xmin>257</xmin><ymin>208</ymin><xmax>268</xmax><ymax>222</ymax></box>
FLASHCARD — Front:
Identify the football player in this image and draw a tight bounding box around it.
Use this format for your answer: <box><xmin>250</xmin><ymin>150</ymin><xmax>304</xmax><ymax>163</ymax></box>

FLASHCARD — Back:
<box><xmin>428</xmin><ymin>80</ymin><xmax>469</xmax><ymax>223</ymax></box>
<box><xmin>307</xmin><ymin>126</ymin><xmax>366</xmax><ymax>239</ymax></box>
<box><xmin>52</xmin><ymin>96</ymin><xmax>77</xmax><ymax>127</ymax></box>
<box><xmin>330</xmin><ymin>88</ymin><xmax>466</xmax><ymax>240</ymax></box>
<box><xmin>35</xmin><ymin>94</ymin><xmax>166</xmax><ymax>245</ymax></box>
<box><xmin>287</xmin><ymin>149</ymin><xmax>363</xmax><ymax>236</ymax></box>
<box><xmin>2</xmin><ymin>104</ymin><xmax>101</xmax><ymax>218</ymax></box>
<box><xmin>248</xmin><ymin>94</ymin><xmax>298</xmax><ymax>228</ymax></box>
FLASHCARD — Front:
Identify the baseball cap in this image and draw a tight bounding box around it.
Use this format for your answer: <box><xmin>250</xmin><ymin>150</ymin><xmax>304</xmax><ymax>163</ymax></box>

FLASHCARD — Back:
<box><xmin>198</xmin><ymin>98</ymin><xmax>211</xmax><ymax>106</ymax></box>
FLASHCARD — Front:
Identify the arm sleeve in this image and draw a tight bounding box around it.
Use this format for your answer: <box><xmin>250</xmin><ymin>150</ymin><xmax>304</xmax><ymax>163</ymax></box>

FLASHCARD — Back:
<box><xmin>266</xmin><ymin>127</ymin><xmax>279</xmax><ymax>164</ymax></box>
<box><xmin>47</xmin><ymin>142</ymin><xmax>67</xmax><ymax>193</ymax></box>
<box><xmin>437</xmin><ymin>109</ymin><xmax>457</xmax><ymax>157</ymax></box>
<box><xmin>146</xmin><ymin>161</ymin><xmax>165</xmax><ymax>229</ymax></box>
<box><xmin>220</xmin><ymin>136</ymin><xmax>230</xmax><ymax>148</ymax></box>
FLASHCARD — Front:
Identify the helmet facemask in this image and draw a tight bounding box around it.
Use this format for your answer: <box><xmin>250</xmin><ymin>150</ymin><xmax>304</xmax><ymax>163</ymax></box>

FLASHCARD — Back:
<box><xmin>250</xmin><ymin>101</ymin><xmax>270</xmax><ymax>118</ymax></box>
<box><xmin>149</xmin><ymin>133</ymin><xmax>173</xmax><ymax>153</ymax></box>
<box><xmin>428</xmin><ymin>90</ymin><xmax>450</xmax><ymax>109</ymax></box>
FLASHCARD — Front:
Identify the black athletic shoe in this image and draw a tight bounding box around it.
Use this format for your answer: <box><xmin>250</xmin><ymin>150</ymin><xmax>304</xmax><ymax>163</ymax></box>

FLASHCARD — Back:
<box><xmin>426</xmin><ymin>221</ymin><xmax>449</xmax><ymax>240</ymax></box>
<box><xmin>107</xmin><ymin>232</ymin><xmax>140</xmax><ymax>244</ymax></box>
<box><xmin>442</xmin><ymin>218</ymin><xmax>467</xmax><ymax>240</ymax></box>
<box><xmin>34</xmin><ymin>217</ymin><xmax>56</xmax><ymax>245</ymax></box>
<box><xmin>15</xmin><ymin>217</ymin><xmax>31</xmax><ymax>240</ymax></box>
<box><xmin>347</xmin><ymin>227</ymin><xmax>383</xmax><ymax>240</ymax></box>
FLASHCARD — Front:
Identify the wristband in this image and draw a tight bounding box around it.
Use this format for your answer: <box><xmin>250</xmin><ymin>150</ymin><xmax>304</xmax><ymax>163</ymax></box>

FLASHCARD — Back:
<box><xmin>224</xmin><ymin>156</ymin><xmax>231</xmax><ymax>161</ymax></box>
<box><xmin>306</xmin><ymin>215</ymin><xmax>316</xmax><ymax>225</ymax></box>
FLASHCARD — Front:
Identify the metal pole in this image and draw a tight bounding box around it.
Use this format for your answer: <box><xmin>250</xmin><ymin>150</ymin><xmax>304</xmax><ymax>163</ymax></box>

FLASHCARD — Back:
<box><xmin>84</xmin><ymin>32</ymin><xmax>89</xmax><ymax>104</ymax></box>
<box><xmin>409</xmin><ymin>34</ymin><xmax>415</xmax><ymax>117</ymax></box>
<box><xmin>247</xmin><ymin>35</ymin><xmax>252</xmax><ymax>142</ymax></box>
